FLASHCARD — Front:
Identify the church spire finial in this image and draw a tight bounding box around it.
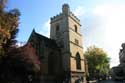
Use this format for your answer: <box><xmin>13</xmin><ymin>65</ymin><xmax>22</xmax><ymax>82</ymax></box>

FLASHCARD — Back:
<box><xmin>62</xmin><ymin>3</ymin><xmax>70</xmax><ymax>14</ymax></box>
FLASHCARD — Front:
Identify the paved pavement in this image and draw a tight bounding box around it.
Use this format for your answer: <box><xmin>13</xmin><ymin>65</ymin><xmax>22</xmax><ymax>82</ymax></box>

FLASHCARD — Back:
<box><xmin>98</xmin><ymin>79</ymin><xmax>124</xmax><ymax>83</ymax></box>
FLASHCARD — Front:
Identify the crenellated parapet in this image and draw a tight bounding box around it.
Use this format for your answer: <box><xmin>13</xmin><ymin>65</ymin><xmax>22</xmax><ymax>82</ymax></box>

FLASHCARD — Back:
<box><xmin>50</xmin><ymin>13</ymin><xmax>63</xmax><ymax>23</ymax></box>
<box><xmin>69</xmin><ymin>11</ymin><xmax>80</xmax><ymax>25</ymax></box>
<box><xmin>50</xmin><ymin>11</ymin><xmax>80</xmax><ymax>24</ymax></box>
<box><xmin>51</xmin><ymin>4</ymin><xmax>80</xmax><ymax>25</ymax></box>
<box><xmin>70</xmin><ymin>12</ymin><xmax>80</xmax><ymax>22</ymax></box>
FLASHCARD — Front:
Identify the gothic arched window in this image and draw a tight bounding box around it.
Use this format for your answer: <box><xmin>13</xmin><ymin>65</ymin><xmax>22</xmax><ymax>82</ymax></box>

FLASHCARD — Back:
<box><xmin>56</xmin><ymin>24</ymin><xmax>60</xmax><ymax>35</ymax></box>
<box><xmin>56</xmin><ymin>25</ymin><xmax>59</xmax><ymax>31</ymax></box>
<box><xmin>76</xmin><ymin>52</ymin><xmax>81</xmax><ymax>70</ymax></box>
<box><xmin>74</xmin><ymin>25</ymin><xmax>77</xmax><ymax>33</ymax></box>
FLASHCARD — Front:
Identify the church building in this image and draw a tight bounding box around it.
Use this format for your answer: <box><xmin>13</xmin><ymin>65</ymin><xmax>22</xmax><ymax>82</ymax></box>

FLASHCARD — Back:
<box><xmin>27</xmin><ymin>4</ymin><xmax>87</xmax><ymax>83</ymax></box>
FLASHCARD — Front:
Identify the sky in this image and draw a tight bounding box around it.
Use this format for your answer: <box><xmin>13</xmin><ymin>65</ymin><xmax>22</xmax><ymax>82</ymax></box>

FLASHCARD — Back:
<box><xmin>7</xmin><ymin>0</ymin><xmax>125</xmax><ymax>67</ymax></box>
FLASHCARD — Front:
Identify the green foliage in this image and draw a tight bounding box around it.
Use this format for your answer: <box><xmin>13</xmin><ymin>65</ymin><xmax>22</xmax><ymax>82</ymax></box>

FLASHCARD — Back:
<box><xmin>0</xmin><ymin>0</ymin><xmax>20</xmax><ymax>56</ymax></box>
<box><xmin>0</xmin><ymin>1</ymin><xmax>41</xmax><ymax>82</ymax></box>
<box><xmin>84</xmin><ymin>46</ymin><xmax>110</xmax><ymax>80</ymax></box>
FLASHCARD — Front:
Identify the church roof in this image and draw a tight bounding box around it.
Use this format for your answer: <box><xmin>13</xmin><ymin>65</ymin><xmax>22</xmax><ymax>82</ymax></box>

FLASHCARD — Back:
<box><xmin>30</xmin><ymin>29</ymin><xmax>59</xmax><ymax>49</ymax></box>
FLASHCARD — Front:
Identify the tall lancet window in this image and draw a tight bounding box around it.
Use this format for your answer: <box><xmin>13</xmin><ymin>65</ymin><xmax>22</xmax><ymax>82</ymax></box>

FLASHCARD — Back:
<box><xmin>74</xmin><ymin>25</ymin><xmax>77</xmax><ymax>33</ymax></box>
<box><xmin>55</xmin><ymin>24</ymin><xmax>60</xmax><ymax>37</ymax></box>
<box><xmin>76</xmin><ymin>52</ymin><xmax>81</xmax><ymax>70</ymax></box>
<box><xmin>56</xmin><ymin>25</ymin><xmax>59</xmax><ymax>31</ymax></box>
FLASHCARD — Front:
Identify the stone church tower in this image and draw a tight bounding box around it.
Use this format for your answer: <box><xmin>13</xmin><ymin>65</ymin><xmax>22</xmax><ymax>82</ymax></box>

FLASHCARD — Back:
<box><xmin>50</xmin><ymin>4</ymin><xmax>86</xmax><ymax>83</ymax></box>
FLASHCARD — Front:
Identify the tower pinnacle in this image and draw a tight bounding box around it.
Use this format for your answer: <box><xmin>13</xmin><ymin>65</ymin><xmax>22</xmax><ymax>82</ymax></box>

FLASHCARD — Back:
<box><xmin>62</xmin><ymin>3</ymin><xmax>70</xmax><ymax>14</ymax></box>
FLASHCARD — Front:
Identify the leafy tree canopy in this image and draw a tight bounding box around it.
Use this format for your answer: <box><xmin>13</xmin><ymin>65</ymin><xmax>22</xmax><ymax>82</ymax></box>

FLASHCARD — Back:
<box><xmin>84</xmin><ymin>46</ymin><xmax>110</xmax><ymax>80</ymax></box>
<box><xmin>0</xmin><ymin>0</ymin><xmax>20</xmax><ymax>58</ymax></box>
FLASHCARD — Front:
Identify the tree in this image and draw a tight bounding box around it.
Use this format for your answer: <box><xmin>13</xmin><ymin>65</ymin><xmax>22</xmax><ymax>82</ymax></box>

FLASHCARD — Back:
<box><xmin>0</xmin><ymin>0</ymin><xmax>20</xmax><ymax>58</ymax></box>
<box><xmin>84</xmin><ymin>46</ymin><xmax>110</xmax><ymax>80</ymax></box>
<box><xmin>0</xmin><ymin>0</ymin><xmax>23</xmax><ymax>82</ymax></box>
<box><xmin>0</xmin><ymin>43</ymin><xmax>41</xmax><ymax>83</ymax></box>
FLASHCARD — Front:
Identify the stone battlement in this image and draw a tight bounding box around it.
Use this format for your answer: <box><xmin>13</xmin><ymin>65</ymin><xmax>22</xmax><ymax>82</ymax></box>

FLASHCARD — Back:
<box><xmin>69</xmin><ymin>11</ymin><xmax>80</xmax><ymax>22</ymax></box>
<box><xmin>51</xmin><ymin>11</ymin><xmax>80</xmax><ymax>24</ymax></box>
<box><xmin>69</xmin><ymin>12</ymin><xmax>80</xmax><ymax>24</ymax></box>
<box><xmin>50</xmin><ymin>13</ymin><xmax>63</xmax><ymax>22</ymax></box>
<box><xmin>51</xmin><ymin>4</ymin><xmax>80</xmax><ymax>24</ymax></box>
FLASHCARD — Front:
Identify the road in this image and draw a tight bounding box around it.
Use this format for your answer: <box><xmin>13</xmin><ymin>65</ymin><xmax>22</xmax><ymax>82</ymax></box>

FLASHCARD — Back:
<box><xmin>98</xmin><ymin>79</ymin><xmax>124</xmax><ymax>83</ymax></box>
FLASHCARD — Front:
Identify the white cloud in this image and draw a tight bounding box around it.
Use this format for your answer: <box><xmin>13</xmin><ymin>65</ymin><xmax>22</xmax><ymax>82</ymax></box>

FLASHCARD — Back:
<box><xmin>39</xmin><ymin>20</ymin><xmax>50</xmax><ymax>38</ymax></box>
<box><xmin>89</xmin><ymin>3</ymin><xmax>125</xmax><ymax>67</ymax></box>
<box><xmin>73</xmin><ymin>6</ymin><xmax>85</xmax><ymax>17</ymax></box>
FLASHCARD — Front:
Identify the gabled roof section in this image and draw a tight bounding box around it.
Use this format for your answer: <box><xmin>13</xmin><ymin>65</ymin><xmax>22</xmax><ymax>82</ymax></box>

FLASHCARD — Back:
<box><xmin>28</xmin><ymin>29</ymin><xmax>59</xmax><ymax>49</ymax></box>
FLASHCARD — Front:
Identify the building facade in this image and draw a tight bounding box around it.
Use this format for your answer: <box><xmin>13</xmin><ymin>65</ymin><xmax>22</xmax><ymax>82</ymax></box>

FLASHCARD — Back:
<box><xmin>28</xmin><ymin>4</ymin><xmax>87</xmax><ymax>83</ymax></box>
